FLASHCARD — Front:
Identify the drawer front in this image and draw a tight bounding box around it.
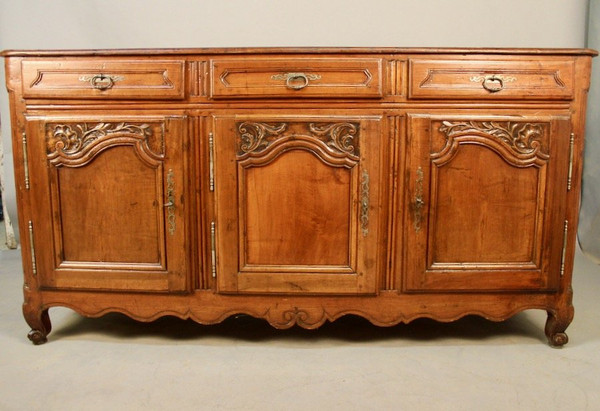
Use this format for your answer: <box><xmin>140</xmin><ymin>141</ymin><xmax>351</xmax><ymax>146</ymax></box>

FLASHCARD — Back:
<box><xmin>210</xmin><ymin>58</ymin><xmax>383</xmax><ymax>98</ymax></box>
<box><xmin>21</xmin><ymin>59</ymin><xmax>185</xmax><ymax>99</ymax></box>
<box><xmin>409</xmin><ymin>59</ymin><xmax>574</xmax><ymax>100</ymax></box>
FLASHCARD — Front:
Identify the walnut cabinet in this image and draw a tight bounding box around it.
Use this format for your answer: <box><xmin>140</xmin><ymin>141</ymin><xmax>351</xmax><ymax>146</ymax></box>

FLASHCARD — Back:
<box><xmin>2</xmin><ymin>48</ymin><xmax>596</xmax><ymax>346</ymax></box>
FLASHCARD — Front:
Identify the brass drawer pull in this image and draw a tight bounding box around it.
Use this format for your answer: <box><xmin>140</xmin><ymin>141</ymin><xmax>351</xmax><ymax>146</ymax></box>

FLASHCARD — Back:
<box><xmin>79</xmin><ymin>74</ymin><xmax>124</xmax><ymax>90</ymax></box>
<box><xmin>470</xmin><ymin>74</ymin><xmax>517</xmax><ymax>93</ymax></box>
<box><xmin>271</xmin><ymin>72</ymin><xmax>321</xmax><ymax>90</ymax></box>
<box><xmin>482</xmin><ymin>75</ymin><xmax>504</xmax><ymax>92</ymax></box>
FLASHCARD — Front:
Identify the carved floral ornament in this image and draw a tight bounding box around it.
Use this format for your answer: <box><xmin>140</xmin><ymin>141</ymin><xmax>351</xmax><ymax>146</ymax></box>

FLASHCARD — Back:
<box><xmin>238</xmin><ymin>122</ymin><xmax>287</xmax><ymax>154</ymax></box>
<box><xmin>48</xmin><ymin>123</ymin><xmax>152</xmax><ymax>155</ymax></box>
<box><xmin>436</xmin><ymin>120</ymin><xmax>549</xmax><ymax>165</ymax></box>
<box><xmin>237</xmin><ymin>121</ymin><xmax>360</xmax><ymax>157</ymax></box>
<box><xmin>46</xmin><ymin>122</ymin><xmax>163</xmax><ymax>167</ymax></box>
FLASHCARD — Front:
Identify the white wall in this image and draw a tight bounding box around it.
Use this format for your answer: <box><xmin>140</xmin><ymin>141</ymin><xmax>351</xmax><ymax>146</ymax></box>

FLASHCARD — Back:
<box><xmin>0</xmin><ymin>0</ymin><xmax>590</xmax><ymax>242</ymax></box>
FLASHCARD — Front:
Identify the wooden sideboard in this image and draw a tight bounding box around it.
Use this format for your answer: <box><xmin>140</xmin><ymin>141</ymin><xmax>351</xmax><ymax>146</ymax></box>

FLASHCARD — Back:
<box><xmin>2</xmin><ymin>47</ymin><xmax>596</xmax><ymax>345</ymax></box>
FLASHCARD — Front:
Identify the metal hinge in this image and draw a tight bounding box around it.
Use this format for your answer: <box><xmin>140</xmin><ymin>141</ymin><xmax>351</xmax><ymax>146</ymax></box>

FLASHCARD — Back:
<box><xmin>560</xmin><ymin>220</ymin><xmax>569</xmax><ymax>277</ymax></box>
<box><xmin>210</xmin><ymin>220</ymin><xmax>217</xmax><ymax>278</ymax></box>
<box><xmin>22</xmin><ymin>132</ymin><xmax>30</xmax><ymax>190</ymax></box>
<box><xmin>567</xmin><ymin>133</ymin><xmax>575</xmax><ymax>191</ymax></box>
<box><xmin>209</xmin><ymin>132</ymin><xmax>215</xmax><ymax>192</ymax></box>
<box><xmin>28</xmin><ymin>221</ymin><xmax>37</xmax><ymax>276</ymax></box>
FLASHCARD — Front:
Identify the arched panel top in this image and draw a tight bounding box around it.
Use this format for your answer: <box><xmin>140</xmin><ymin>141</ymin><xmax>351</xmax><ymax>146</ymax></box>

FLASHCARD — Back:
<box><xmin>236</xmin><ymin>121</ymin><xmax>360</xmax><ymax>160</ymax></box>
<box><xmin>46</xmin><ymin>122</ymin><xmax>164</xmax><ymax>168</ymax></box>
<box><xmin>432</xmin><ymin>121</ymin><xmax>550</xmax><ymax>167</ymax></box>
<box><xmin>238</xmin><ymin>135</ymin><xmax>359</xmax><ymax>169</ymax></box>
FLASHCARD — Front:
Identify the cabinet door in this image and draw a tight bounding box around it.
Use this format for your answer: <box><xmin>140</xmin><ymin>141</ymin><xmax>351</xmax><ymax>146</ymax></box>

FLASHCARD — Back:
<box><xmin>404</xmin><ymin>115</ymin><xmax>570</xmax><ymax>291</ymax></box>
<box><xmin>213</xmin><ymin>115</ymin><xmax>384</xmax><ymax>294</ymax></box>
<box><xmin>26</xmin><ymin>116</ymin><xmax>188</xmax><ymax>292</ymax></box>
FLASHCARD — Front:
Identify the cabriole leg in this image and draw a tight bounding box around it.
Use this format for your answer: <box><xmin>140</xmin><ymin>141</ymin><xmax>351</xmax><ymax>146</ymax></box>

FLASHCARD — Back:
<box><xmin>23</xmin><ymin>306</ymin><xmax>51</xmax><ymax>345</ymax></box>
<box><xmin>545</xmin><ymin>307</ymin><xmax>574</xmax><ymax>348</ymax></box>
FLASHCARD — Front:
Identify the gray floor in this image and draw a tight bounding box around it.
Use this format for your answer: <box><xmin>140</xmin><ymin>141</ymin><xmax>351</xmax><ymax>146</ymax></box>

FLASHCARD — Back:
<box><xmin>0</xmin><ymin>222</ymin><xmax>7</xmax><ymax>250</ymax></box>
<box><xmin>1</xmin><ymin>248</ymin><xmax>599</xmax><ymax>410</ymax></box>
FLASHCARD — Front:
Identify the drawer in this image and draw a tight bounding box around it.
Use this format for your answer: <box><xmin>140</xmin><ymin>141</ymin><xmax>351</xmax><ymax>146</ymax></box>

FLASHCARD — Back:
<box><xmin>210</xmin><ymin>58</ymin><xmax>383</xmax><ymax>98</ymax></box>
<box><xmin>409</xmin><ymin>59</ymin><xmax>574</xmax><ymax>100</ymax></box>
<box><xmin>21</xmin><ymin>59</ymin><xmax>185</xmax><ymax>99</ymax></box>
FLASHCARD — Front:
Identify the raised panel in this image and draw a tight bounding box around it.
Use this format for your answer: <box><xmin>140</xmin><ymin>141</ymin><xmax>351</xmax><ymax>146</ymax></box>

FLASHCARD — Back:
<box><xmin>244</xmin><ymin>150</ymin><xmax>352</xmax><ymax>267</ymax></box>
<box><xmin>56</xmin><ymin>146</ymin><xmax>164</xmax><ymax>266</ymax></box>
<box><xmin>210</xmin><ymin>58</ymin><xmax>383</xmax><ymax>98</ymax></box>
<box><xmin>429</xmin><ymin>145</ymin><xmax>541</xmax><ymax>266</ymax></box>
<box><xmin>409</xmin><ymin>59</ymin><xmax>574</xmax><ymax>100</ymax></box>
<box><xmin>21</xmin><ymin>59</ymin><xmax>185</xmax><ymax>99</ymax></box>
<box><xmin>404</xmin><ymin>115</ymin><xmax>570</xmax><ymax>292</ymax></box>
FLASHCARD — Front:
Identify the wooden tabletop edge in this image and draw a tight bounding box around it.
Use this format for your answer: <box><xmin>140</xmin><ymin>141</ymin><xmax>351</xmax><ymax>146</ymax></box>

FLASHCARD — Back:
<box><xmin>1</xmin><ymin>47</ymin><xmax>598</xmax><ymax>57</ymax></box>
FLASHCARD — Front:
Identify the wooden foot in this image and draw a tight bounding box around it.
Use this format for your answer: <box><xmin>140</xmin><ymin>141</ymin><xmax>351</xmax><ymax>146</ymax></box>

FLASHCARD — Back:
<box><xmin>23</xmin><ymin>307</ymin><xmax>51</xmax><ymax>345</ymax></box>
<box><xmin>27</xmin><ymin>329</ymin><xmax>48</xmax><ymax>345</ymax></box>
<box><xmin>545</xmin><ymin>309</ymin><xmax>573</xmax><ymax>348</ymax></box>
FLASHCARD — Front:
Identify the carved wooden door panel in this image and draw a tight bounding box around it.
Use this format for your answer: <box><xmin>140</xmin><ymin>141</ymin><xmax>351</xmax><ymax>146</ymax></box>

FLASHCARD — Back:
<box><xmin>25</xmin><ymin>116</ymin><xmax>188</xmax><ymax>292</ymax></box>
<box><xmin>213</xmin><ymin>115</ymin><xmax>385</xmax><ymax>294</ymax></box>
<box><xmin>404</xmin><ymin>114</ymin><xmax>571</xmax><ymax>291</ymax></box>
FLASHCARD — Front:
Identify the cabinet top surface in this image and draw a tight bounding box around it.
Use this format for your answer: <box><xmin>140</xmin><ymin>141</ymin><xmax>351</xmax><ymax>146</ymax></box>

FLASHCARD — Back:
<box><xmin>1</xmin><ymin>47</ymin><xmax>598</xmax><ymax>57</ymax></box>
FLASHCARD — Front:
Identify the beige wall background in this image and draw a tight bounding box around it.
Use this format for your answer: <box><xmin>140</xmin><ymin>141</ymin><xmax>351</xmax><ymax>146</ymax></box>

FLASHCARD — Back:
<box><xmin>0</xmin><ymin>0</ymin><xmax>593</xmax><ymax>247</ymax></box>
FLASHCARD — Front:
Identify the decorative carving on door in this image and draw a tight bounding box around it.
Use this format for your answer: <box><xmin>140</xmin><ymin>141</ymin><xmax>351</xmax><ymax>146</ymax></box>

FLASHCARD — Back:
<box><xmin>237</xmin><ymin>121</ymin><xmax>359</xmax><ymax>154</ymax></box>
<box><xmin>308</xmin><ymin>122</ymin><xmax>359</xmax><ymax>156</ymax></box>
<box><xmin>238</xmin><ymin>122</ymin><xmax>288</xmax><ymax>154</ymax></box>
<box><xmin>435</xmin><ymin>121</ymin><xmax>549</xmax><ymax>166</ymax></box>
<box><xmin>46</xmin><ymin>122</ymin><xmax>164</xmax><ymax>167</ymax></box>
<box><xmin>236</xmin><ymin>121</ymin><xmax>360</xmax><ymax>168</ymax></box>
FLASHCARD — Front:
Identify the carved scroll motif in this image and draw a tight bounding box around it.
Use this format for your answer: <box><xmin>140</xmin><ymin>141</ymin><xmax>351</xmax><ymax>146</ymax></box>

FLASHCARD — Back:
<box><xmin>435</xmin><ymin>121</ymin><xmax>549</xmax><ymax>166</ymax></box>
<box><xmin>237</xmin><ymin>121</ymin><xmax>360</xmax><ymax>158</ymax></box>
<box><xmin>238</xmin><ymin>122</ymin><xmax>288</xmax><ymax>154</ymax></box>
<box><xmin>308</xmin><ymin>122</ymin><xmax>359</xmax><ymax>157</ymax></box>
<box><xmin>48</xmin><ymin>123</ymin><xmax>150</xmax><ymax>154</ymax></box>
<box><xmin>47</xmin><ymin>122</ymin><xmax>163</xmax><ymax>167</ymax></box>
